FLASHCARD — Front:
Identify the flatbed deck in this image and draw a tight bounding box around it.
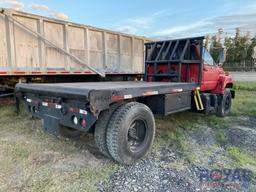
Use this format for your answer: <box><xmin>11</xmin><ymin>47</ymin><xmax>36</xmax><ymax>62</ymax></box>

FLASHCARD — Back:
<box><xmin>16</xmin><ymin>81</ymin><xmax>197</xmax><ymax>99</ymax></box>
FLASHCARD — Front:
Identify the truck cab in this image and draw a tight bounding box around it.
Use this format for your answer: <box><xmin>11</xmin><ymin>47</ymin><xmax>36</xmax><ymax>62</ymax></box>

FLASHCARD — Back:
<box><xmin>201</xmin><ymin>48</ymin><xmax>234</xmax><ymax>94</ymax></box>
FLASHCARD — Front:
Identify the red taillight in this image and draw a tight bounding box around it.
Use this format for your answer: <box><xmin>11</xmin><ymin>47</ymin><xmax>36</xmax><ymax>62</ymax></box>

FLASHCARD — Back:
<box><xmin>80</xmin><ymin>119</ymin><xmax>86</xmax><ymax>128</ymax></box>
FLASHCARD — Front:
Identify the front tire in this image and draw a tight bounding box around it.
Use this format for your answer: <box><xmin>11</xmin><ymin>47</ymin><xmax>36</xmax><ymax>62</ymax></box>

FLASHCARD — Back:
<box><xmin>217</xmin><ymin>89</ymin><xmax>232</xmax><ymax>117</ymax></box>
<box><xmin>106</xmin><ymin>102</ymin><xmax>155</xmax><ymax>165</ymax></box>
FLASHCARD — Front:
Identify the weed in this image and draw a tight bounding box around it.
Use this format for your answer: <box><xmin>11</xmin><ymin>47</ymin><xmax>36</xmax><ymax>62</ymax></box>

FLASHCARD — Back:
<box><xmin>215</xmin><ymin>130</ymin><xmax>228</xmax><ymax>146</ymax></box>
<box><xmin>227</xmin><ymin>146</ymin><xmax>255</xmax><ymax>167</ymax></box>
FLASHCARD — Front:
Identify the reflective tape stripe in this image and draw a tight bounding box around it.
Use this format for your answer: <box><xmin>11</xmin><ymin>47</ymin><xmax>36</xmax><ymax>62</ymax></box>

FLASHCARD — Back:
<box><xmin>124</xmin><ymin>94</ymin><xmax>133</xmax><ymax>99</ymax></box>
<box><xmin>42</xmin><ymin>102</ymin><xmax>48</xmax><ymax>107</ymax></box>
<box><xmin>143</xmin><ymin>91</ymin><xmax>159</xmax><ymax>96</ymax></box>
<box><xmin>55</xmin><ymin>105</ymin><xmax>62</xmax><ymax>109</ymax></box>
<box><xmin>172</xmin><ymin>88</ymin><xmax>183</xmax><ymax>93</ymax></box>
<box><xmin>111</xmin><ymin>95</ymin><xmax>124</xmax><ymax>101</ymax></box>
<box><xmin>79</xmin><ymin>109</ymin><xmax>87</xmax><ymax>115</ymax></box>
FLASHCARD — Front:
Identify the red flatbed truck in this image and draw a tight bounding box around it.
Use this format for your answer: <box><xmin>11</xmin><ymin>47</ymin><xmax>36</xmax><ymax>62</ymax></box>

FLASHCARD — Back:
<box><xmin>15</xmin><ymin>36</ymin><xmax>235</xmax><ymax>164</ymax></box>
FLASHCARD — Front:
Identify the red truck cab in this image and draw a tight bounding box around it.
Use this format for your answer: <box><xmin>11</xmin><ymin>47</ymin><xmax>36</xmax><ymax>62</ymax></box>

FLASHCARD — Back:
<box><xmin>201</xmin><ymin>48</ymin><xmax>234</xmax><ymax>94</ymax></box>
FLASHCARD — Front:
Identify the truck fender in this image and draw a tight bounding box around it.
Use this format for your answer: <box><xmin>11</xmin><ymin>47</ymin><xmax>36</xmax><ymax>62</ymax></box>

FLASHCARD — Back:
<box><xmin>212</xmin><ymin>74</ymin><xmax>233</xmax><ymax>95</ymax></box>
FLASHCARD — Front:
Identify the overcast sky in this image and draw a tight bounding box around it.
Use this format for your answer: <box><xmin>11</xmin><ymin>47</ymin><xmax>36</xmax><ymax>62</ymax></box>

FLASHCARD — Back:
<box><xmin>0</xmin><ymin>0</ymin><xmax>255</xmax><ymax>38</ymax></box>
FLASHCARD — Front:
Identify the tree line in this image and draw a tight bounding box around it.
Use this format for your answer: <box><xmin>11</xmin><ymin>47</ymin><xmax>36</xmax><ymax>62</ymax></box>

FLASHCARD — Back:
<box><xmin>206</xmin><ymin>28</ymin><xmax>256</xmax><ymax>71</ymax></box>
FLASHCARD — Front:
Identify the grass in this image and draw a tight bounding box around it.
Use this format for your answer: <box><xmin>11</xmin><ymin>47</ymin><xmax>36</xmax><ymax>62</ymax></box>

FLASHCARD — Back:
<box><xmin>227</xmin><ymin>146</ymin><xmax>255</xmax><ymax>167</ymax></box>
<box><xmin>227</xmin><ymin>146</ymin><xmax>256</xmax><ymax>179</ymax></box>
<box><xmin>234</xmin><ymin>81</ymin><xmax>256</xmax><ymax>91</ymax></box>
<box><xmin>231</xmin><ymin>81</ymin><xmax>256</xmax><ymax>116</ymax></box>
<box><xmin>0</xmin><ymin>104</ymin><xmax>117</xmax><ymax>192</ymax></box>
<box><xmin>215</xmin><ymin>130</ymin><xmax>228</xmax><ymax>146</ymax></box>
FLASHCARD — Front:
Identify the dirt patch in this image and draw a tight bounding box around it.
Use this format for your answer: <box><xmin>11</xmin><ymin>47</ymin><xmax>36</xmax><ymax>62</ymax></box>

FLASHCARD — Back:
<box><xmin>54</xmin><ymin>151</ymin><xmax>104</xmax><ymax>171</ymax></box>
<box><xmin>227</xmin><ymin>125</ymin><xmax>256</xmax><ymax>152</ymax></box>
<box><xmin>28</xmin><ymin>151</ymin><xmax>60</xmax><ymax>165</ymax></box>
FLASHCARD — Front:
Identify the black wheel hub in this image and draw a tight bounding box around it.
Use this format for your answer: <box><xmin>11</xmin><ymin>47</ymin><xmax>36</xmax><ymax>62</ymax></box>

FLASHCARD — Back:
<box><xmin>224</xmin><ymin>94</ymin><xmax>231</xmax><ymax>112</ymax></box>
<box><xmin>128</xmin><ymin>119</ymin><xmax>147</xmax><ymax>152</ymax></box>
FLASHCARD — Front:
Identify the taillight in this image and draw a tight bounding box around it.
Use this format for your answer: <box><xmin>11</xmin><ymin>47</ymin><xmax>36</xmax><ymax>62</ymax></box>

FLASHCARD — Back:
<box><xmin>80</xmin><ymin>119</ymin><xmax>86</xmax><ymax>128</ymax></box>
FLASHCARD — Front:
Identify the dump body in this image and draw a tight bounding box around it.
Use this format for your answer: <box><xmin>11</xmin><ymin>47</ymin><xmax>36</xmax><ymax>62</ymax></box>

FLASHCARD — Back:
<box><xmin>0</xmin><ymin>8</ymin><xmax>149</xmax><ymax>76</ymax></box>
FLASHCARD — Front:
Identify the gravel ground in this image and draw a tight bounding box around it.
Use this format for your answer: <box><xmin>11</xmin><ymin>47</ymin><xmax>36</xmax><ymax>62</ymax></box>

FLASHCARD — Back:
<box><xmin>97</xmin><ymin>115</ymin><xmax>256</xmax><ymax>192</ymax></box>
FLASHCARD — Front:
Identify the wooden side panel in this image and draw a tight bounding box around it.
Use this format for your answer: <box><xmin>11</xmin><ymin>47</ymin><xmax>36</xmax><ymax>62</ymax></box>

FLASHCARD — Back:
<box><xmin>133</xmin><ymin>38</ymin><xmax>144</xmax><ymax>73</ymax></box>
<box><xmin>44</xmin><ymin>21</ymin><xmax>65</xmax><ymax>69</ymax></box>
<box><xmin>106</xmin><ymin>33</ymin><xmax>119</xmax><ymax>72</ymax></box>
<box><xmin>13</xmin><ymin>16</ymin><xmax>40</xmax><ymax>70</ymax></box>
<box><xmin>89</xmin><ymin>30</ymin><xmax>103</xmax><ymax>70</ymax></box>
<box><xmin>0</xmin><ymin>15</ymin><xmax>8</xmax><ymax>70</ymax></box>
<box><xmin>120</xmin><ymin>36</ymin><xmax>132</xmax><ymax>73</ymax></box>
<box><xmin>67</xmin><ymin>26</ymin><xmax>86</xmax><ymax>69</ymax></box>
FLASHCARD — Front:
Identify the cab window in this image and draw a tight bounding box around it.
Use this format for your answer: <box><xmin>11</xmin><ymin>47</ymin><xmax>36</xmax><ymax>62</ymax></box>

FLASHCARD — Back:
<box><xmin>203</xmin><ymin>49</ymin><xmax>215</xmax><ymax>65</ymax></box>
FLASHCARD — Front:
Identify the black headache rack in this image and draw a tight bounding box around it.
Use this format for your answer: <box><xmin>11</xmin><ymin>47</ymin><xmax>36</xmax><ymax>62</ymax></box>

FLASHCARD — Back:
<box><xmin>145</xmin><ymin>36</ymin><xmax>204</xmax><ymax>84</ymax></box>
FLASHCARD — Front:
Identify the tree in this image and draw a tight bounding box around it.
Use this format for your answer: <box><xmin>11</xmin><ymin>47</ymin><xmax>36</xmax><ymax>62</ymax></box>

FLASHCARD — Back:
<box><xmin>210</xmin><ymin>35</ymin><xmax>222</xmax><ymax>63</ymax></box>
<box><xmin>209</xmin><ymin>28</ymin><xmax>255</xmax><ymax>70</ymax></box>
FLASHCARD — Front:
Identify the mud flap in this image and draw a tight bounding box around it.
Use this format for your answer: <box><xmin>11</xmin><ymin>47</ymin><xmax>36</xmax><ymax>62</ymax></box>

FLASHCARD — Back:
<box><xmin>42</xmin><ymin>115</ymin><xmax>61</xmax><ymax>137</ymax></box>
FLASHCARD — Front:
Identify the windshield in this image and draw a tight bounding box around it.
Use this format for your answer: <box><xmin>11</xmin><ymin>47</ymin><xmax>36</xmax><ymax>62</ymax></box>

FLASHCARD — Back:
<box><xmin>203</xmin><ymin>48</ymin><xmax>215</xmax><ymax>66</ymax></box>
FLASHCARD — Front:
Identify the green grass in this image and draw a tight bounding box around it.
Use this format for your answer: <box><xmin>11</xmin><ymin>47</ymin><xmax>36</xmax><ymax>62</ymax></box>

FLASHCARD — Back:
<box><xmin>232</xmin><ymin>81</ymin><xmax>256</xmax><ymax>116</ymax></box>
<box><xmin>234</xmin><ymin>81</ymin><xmax>256</xmax><ymax>91</ymax></box>
<box><xmin>226</xmin><ymin>143</ymin><xmax>256</xmax><ymax>179</ymax></box>
<box><xmin>0</xmin><ymin>104</ymin><xmax>117</xmax><ymax>192</ymax></box>
<box><xmin>227</xmin><ymin>146</ymin><xmax>256</xmax><ymax>166</ymax></box>
<box><xmin>232</xmin><ymin>90</ymin><xmax>256</xmax><ymax>116</ymax></box>
<box><xmin>215</xmin><ymin>130</ymin><xmax>228</xmax><ymax>146</ymax></box>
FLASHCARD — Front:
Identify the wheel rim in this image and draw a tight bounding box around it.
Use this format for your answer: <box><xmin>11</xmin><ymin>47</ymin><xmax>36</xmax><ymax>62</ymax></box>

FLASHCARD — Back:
<box><xmin>224</xmin><ymin>94</ymin><xmax>231</xmax><ymax>112</ymax></box>
<box><xmin>127</xmin><ymin>119</ymin><xmax>147</xmax><ymax>153</ymax></box>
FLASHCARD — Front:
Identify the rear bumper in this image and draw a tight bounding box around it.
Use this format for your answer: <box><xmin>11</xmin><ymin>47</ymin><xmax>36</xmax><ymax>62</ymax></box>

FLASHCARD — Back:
<box><xmin>20</xmin><ymin>94</ymin><xmax>97</xmax><ymax>136</ymax></box>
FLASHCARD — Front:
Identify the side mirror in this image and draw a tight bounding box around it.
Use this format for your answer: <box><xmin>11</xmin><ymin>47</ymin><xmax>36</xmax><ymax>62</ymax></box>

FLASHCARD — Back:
<box><xmin>218</xmin><ymin>62</ymin><xmax>224</xmax><ymax>67</ymax></box>
<box><xmin>218</xmin><ymin>48</ymin><xmax>225</xmax><ymax>66</ymax></box>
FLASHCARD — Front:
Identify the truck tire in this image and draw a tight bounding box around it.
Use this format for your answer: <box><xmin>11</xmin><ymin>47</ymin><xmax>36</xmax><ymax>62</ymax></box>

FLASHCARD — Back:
<box><xmin>217</xmin><ymin>89</ymin><xmax>232</xmax><ymax>117</ymax></box>
<box><xmin>94</xmin><ymin>103</ymin><xmax>123</xmax><ymax>157</ymax></box>
<box><xmin>60</xmin><ymin>126</ymin><xmax>82</xmax><ymax>138</ymax></box>
<box><xmin>106</xmin><ymin>102</ymin><xmax>155</xmax><ymax>165</ymax></box>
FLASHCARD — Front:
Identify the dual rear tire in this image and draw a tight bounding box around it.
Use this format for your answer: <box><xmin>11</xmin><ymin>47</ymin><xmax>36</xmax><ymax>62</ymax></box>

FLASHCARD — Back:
<box><xmin>94</xmin><ymin>102</ymin><xmax>155</xmax><ymax>165</ymax></box>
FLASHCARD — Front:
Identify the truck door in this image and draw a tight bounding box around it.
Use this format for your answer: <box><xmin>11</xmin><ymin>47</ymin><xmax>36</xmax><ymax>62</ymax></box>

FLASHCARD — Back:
<box><xmin>201</xmin><ymin>49</ymin><xmax>220</xmax><ymax>91</ymax></box>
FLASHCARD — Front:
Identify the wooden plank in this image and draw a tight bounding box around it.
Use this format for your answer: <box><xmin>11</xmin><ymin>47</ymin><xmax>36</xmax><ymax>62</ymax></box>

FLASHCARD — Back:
<box><xmin>64</xmin><ymin>24</ymin><xmax>70</xmax><ymax>71</ymax></box>
<box><xmin>85</xmin><ymin>28</ymin><xmax>90</xmax><ymax>68</ymax></box>
<box><xmin>102</xmin><ymin>31</ymin><xmax>107</xmax><ymax>69</ymax></box>
<box><xmin>118</xmin><ymin>34</ymin><xmax>121</xmax><ymax>72</ymax></box>
<box><xmin>131</xmin><ymin>37</ymin><xmax>135</xmax><ymax>72</ymax></box>
<box><xmin>5</xmin><ymin>15</ymin><xmax>16</xmax><ymax>71</ymax></box>
<box><xmin>37</xmin><ymin>19</ymin><xmax>46</xmax><ymax>71</ymax></box>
